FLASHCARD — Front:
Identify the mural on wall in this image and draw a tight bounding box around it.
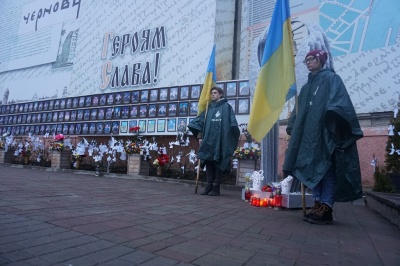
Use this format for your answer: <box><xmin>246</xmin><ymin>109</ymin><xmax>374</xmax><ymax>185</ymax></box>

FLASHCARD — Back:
<box><xmin>241</xmin><ymin>0</ymin><xmax>400</xmax><ymax>115</ymax></box>
<box><xmin>0</xmin><ymin>0</ymin><xmax>236</xmax><ymax>104</ymax></box>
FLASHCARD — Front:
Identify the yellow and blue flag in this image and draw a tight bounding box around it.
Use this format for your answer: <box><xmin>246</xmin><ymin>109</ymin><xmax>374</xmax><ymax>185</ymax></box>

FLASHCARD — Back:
<box><xmin>248</xmin><ymin>0</ymin><xmax>296</xmax><ymax>141</ymax></box>
<box><xmin>198</xmin><ymin>45</ymin><xmax>217</xmax><ymax>115</ymax></box>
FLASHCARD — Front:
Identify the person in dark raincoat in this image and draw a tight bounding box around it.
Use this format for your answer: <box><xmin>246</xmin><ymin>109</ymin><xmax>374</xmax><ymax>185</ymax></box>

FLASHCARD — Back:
<box><xmin>188</xmin><ymin>87</ymin><xmax>240</xmax><ymax>196</ymax></box>
<box><xmin>283</xmin><ymin>49</ymin><xmax>363</xmax><ymax>224</ymax></box>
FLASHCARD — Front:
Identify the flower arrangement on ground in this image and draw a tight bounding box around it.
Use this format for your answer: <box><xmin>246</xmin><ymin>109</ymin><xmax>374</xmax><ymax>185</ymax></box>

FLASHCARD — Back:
<box><xmin>153</xmin><ymin>152</ymin><xmax>170</xmax><ymax>167</ymax></box>
<box><xmin>0</xmin><ymin>132</ymin><xmax>10</xmax><ymax>150</ymax></box>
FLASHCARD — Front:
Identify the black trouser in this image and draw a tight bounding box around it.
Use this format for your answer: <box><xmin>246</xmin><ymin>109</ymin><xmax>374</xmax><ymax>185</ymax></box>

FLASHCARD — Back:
<box><xmin>205</xmin><ymin>161</ymin><xmax>222</xmax><ymax>185</ymax></box>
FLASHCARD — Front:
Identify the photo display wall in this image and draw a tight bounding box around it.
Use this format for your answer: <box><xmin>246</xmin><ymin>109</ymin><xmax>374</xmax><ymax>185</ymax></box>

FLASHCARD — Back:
<box><xmin>0</xmin><ymin>80</ymin><xmax>250</xmax><ymax>136</ymax></box>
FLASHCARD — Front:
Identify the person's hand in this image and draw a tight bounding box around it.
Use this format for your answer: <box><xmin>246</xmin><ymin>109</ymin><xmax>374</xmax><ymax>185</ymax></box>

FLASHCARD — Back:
<box><xmin>198</xmin><ymin>138</ymin><xmax>202</xmax><ymax>145</ymax></box>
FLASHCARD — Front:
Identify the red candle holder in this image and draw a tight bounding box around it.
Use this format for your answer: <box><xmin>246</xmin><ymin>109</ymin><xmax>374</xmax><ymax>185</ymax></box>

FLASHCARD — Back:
<box><xmin>274</xmin><ymin>195</ymin><xmax>283</xmax><ymax>207</ymax></box>
<box><xmin>245</xmin><ymin>190</ymin><xmax>252</xmax><ymax>201</ymax></box>
<box><xmin>256</xmin><ymin>197</ymin><xmax>260</xmax><ymax>207</ymax></box>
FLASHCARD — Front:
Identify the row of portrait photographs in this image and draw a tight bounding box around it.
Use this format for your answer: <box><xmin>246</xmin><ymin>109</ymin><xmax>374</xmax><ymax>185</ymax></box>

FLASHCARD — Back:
<box><xmin>0</xmin><ymin>80</ymin><xmax>250</xmax><ymax>116</ymax></box>
<box><xmin>0</xmin><ymin>97</ymin><xmax>250</xmax><ymax>126</ymax></box>
<box><xmin>0</xmin><ymin>118</ymin><xmax>195</xmax><ymax>136</ymax></box>
<box><xmin>122</xmin><ymin>117</ymin><xmax>192</xmax><ymax>134</ymax></box>
<box><xmin>217</xmin><ymin>80</ymin><xmax>250</xmax><ymax>98</ymax></box>
<box><xmin>0</xmin><ymin>84</ymin><xmax>205</xmax><ymax>115</ymax></box>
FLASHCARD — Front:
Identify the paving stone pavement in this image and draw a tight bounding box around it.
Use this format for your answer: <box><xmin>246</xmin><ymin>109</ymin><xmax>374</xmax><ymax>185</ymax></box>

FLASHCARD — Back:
<box><xmin>0</xmin><ymin>165</ymin><xmax>399</xmax><ymax>266</ymax></box>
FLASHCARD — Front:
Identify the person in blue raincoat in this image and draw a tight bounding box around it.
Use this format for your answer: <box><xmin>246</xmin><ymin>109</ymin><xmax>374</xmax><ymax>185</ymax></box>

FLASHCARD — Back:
<box><xmin>188</xmin><ymin>87</ymin><xmax>240</xmax><ymax>196</ymax></box>
<box><xmin>283</xmin><ymin>50</ymin><xmax>363</xmax><ymax>224</ymax></box>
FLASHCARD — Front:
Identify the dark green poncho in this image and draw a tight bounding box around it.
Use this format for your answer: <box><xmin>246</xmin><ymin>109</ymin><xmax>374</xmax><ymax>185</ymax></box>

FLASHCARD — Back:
<box><xmin>188</xmin><ymin>98</ymin><xmax>240</xmax><ymax>172</ymax></box>
<box><xmin>283</xmin><ymin>68</ymin><xmax>363</xmax><ymax>202</ymax></box>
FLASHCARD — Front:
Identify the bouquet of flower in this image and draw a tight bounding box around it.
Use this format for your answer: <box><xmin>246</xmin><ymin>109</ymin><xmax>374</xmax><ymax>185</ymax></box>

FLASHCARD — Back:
<box><xmin>54</xmin><ymin>134</ymin><xmax>65</xmax><ymax>142</ymax></box>
<box><xmin>129</xmin><ymin>126</ymin><xmax>140</xmax><ymax>134</ymax></box>
<box><xmin>72</xmin><ymin>152</ymin><xmax>85</xmax><ymax>161</ymax></box>
<box><xmin>153</xmin><ymin>153</ymin><xmax>170</xmax><ymax>167</ymax></box>
<box><xmin>124</xmin><ymin>142</ymin><xmax>141</xmax><ymax>154</ymax></box>
<box><xmin>50</xmin><ymin>142</ymin><xmax>64</xmax><ymax>151</ymax></box>
<box><xmin>234</xmin><ymin>146</ymin><xmax>261</xmax><ymax>160</ymax></box>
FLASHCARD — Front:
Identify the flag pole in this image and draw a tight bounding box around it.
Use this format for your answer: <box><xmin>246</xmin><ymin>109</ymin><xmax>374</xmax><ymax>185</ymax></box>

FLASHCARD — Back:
<box><xmin>195</xmin><ymin>102</ymin><xmax>209</xmax><ymax>194</ymax></box>
<box><xmin>294</xmin><ymin>94</ymin><xmax>306</xmax><ymax>215</ymax></box>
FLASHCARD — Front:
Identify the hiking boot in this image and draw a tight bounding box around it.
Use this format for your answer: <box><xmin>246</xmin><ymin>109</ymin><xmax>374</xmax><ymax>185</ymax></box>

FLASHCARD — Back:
<box><xmin>208</xmin><ymin>185</ymin><xmax>220</xmax><ymax>196</ymax></box>
<box><xmin>201</xmin><ymin>184</ymin><xmax>213</xmax><ymax>195</ymax></box>
<box><xmin>306</xmin><ymin>203</ymin><xmax>333</xmax><ymax>225</ymax></box>
<box><xmin>303</xmin><ymin>201</ymin><xmax>321</xmax><ymax>221</ymax></box>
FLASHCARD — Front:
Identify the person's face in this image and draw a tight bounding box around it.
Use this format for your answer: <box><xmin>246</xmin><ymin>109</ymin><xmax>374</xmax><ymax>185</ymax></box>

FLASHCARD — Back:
<box><xmin>211</xmin><ymin>89</ymin><xmax>222</xmax><ymax>101</ymax></box>
<box><xmin>304</xmin><ymin>55</ymin><xmax>322</xmax><ymax>73</ymax></box>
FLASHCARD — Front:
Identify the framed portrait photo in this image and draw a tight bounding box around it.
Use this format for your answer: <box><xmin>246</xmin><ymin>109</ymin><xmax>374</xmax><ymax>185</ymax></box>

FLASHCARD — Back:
<box><xmin>227</xmin><ymin>99</ymin><xmax>236</xmax><ymax>113</ymax></box>
<box><xmin>148</xmin><ymin>104</ymin><xmax>157</xmax><ymax>117</ymax></box>
<box><xmin>105</xmin><ymin>107</ymin><xmax>113</xmax><ymax>119</ymax></box>
<box><xmin>159</xmin><ymin>88</ymin><xmax>168</xmax><ymax>101</ymax></box>
<box><xmin>58</xmin><ymin>111</ymin><xmax>65</xmax><ymax>122</ymax></box>
<box><xmin>114</xmin><ymin>92</ymin><xmax>123</xmax><ymax>105</ymax></box>
<box><xmin>226</xmin><ymin>82</ymin><xmax>237</xmax><ymax>97</ymax></box>
<box><xmin>179</xmin><ymin>86</ymin><xmax>189</xmax><ymax>100</ymax></box>
<box><xmin>89</xmin><ymin>122</ymin><xmax>96</xmax><ymax>134</ymax></box>
<box><xmin>131</xmin><ymin>91</ymin><xmax>139</xmax><ymax>103</ymax></box>
<box><xmin>237</xmin><ymin>98</ymin><xmax>250</xmax><ymax>114</ymax></box>
<box><xmin>167</xmin><ymin>118</ymin><xmax>176</xmax><ymax>132</ymax></box>
<box><xmin>71</xmin><ymin>98</ymin><xmax>78</xmax><ymax>108</ymax></box>
<box><xmin>157</xmin><ymin>119</ymin><xmax>165</xmax><ymax>132</ymax></box>
<box><xmin>178</xmin><ymin>102</ymin><xmax>188</xmax><ymax>116</ymax></box>
<box><xmin>239</xmin><ymin>81</ymin><xmax>250</xmax><ymax>96</ymax></box>
<box><xmin>77</xmin><ymin>110</ymin><xmax>84</xmax><ymax>121</ymax></box>
<box><xmin>111</xmin><ymin>121</ymin><xmax>119</xmax><ymax>134</ymax></box>
<box><xmin>68</xmin><ymin>123</ymin><xmax>75</xmax><ymax>135</ymax></box>
<box><xmin>82</xmin><ymin>123</ymin><xmax>89</xmax><ymax>134</ymax></box>
<box><xmin>85</xmin><ymin>96</ymin><xmax>92</xmax><ymax>107</ymax></box>
<box><xmin>104</xmin><ymin>122</ymin><xmax>111</xmax><ymax>134</ymax></box>
<box><xmin>92</xmin><ymin>95</ymin><xmax>99</xmax><ymax>106</ymax></box>
<box><xmin>147</xmin><ymin>119</ymin><xmax>156</xmax><ymax>133</ymax></box>
<box><xmin>177</xmin><ymin>118</ymin><xmax>187</xmax><ymax>132</ymax></box>
<box><xmin>90</xmin><ymin>109</ymin><xmax>98</xmax><ymax>120</ymax></box>
<box><xmin>64</xmin><ymin>111</ymin><xmax>70</xmax><ymax>122</ymax></box>
<box><xmin>157</xmin><ymin>103</ymin><xmax>167</xmax><ymax>117</ymax></box>
<box><xmin>96</xmin><ymin>122</ymin><xmax>104</xmax><ymax>134</ymax></box>
<box><xmin>121</xmin><ymin>106</ymin><xmax>129</xmax><ymax>119</ymax></box>
<box><xmin>189</xmin><ymin>101</ymin><xmax>198</xmax><ymax>116</ymax></box>
<box><xmin>149</xmin><ymin>89</ymin><xmax>158</xmax><ymax>102</ymax></box>
<box><xmin>113</xmin><ymin>106</ymin><xmax>121</xmax><ymax>119</ymax></box>
<box><xmin>139</xmin><ymin>105</ymin><xmax>148</xmax><ymax>118</ymax></box>
<box><xmin>138</xmin><ymin>120</ymin><xmax>146</xmax><ymax>133</ymax></box>
<box><xmin>139</xmin><ymin>90</ymin><xmax>148</xmax><ymax>103</ymax></box>
<box><xmin>123</xmin><ymin>91</ymin><xmax>131</xmax><ymax>104</ymax></box>
<box><xmin>99</xmin><ymin>94</ymin><xmax>107</xmax><ymax>106</ymax></box>
<box><xmin>168</xmin><ymin>102</ymin><xmax>177</xmax><ymax>117</ymax></box>
<box><xmin>169</xmin><ymin>87</ymin><xmax>178</xmax><ymax>101</ymax></box>
<box><xmin>66</xmin><ymin>98</ymin><xmax>72</xmax><ymax>109</ymax></box>
<box><xmin>60</xmin><ymin>99</ymin><xmax>66</xmax><ymax>109</ymax></box>
<box><xmin>79</xmin><ymin>96</ymin><xmax>85</xmax><ymax>108</ymax></box>
<box><xmin>120</xmin><ymin>121</ymin><xmax>128</xmax><ymax>133</ymax></box>
<box><xmin>130</xmin><ymin>105</ymin><xmax>138</xmax><ymax>118</ymax></box>
<box><xmin>106</xmin><ymin>93</ymin><xmax>115</xmax><ymax>105</ymax></box>
<box><xmin>97</xmin><ymin>108</ymin><xmax>105</xmax><ymax>120</ymax></box>
<box><xmin>70</xmin><ymin>110</ymin><xmax>77</xmax><ymax>121</ymax></box>
<box><xmin>62</xmin><ymin>124</ymin><xmax>68</xmax><ymax>135</ymax></box>
<box><xmin>190</xmin><ymin>85</ymin><xmax>201</xmax><ymax>99</ymax></box>
<box><xmin>54</xmin><ymin>99</ymin><xmax>60</xmax><ymax>110</ymax></box>
<box><xmin>83</xmin><ymin>109</ymin><xmax>90</xmax><ymax>121</ymax></box>
<box><xmin>38</xmin><ymin>102</ymin><xmax>43</xmax><ymax>111</ymax></box>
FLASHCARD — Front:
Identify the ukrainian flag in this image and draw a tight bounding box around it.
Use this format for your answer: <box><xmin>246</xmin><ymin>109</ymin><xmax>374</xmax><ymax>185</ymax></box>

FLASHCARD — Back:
<box><xmin>248</xmin><ymin>0</ymin><xmax>296</xmax><ymax>141</ymax></box>
<box><xmin>197</xmin><ymin>45</ymin><xmax>216</xmax><ymax>115</ymax></box>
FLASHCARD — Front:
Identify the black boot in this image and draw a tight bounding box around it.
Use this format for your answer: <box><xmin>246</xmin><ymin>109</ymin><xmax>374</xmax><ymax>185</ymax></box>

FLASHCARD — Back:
<box><xmin>303</xmin><ymin>201</ymin><xmax>321</xmax><ymax>221</ymax></box>
<box><xmin>201</xmin><ymin>184</ymin><xmax>213</xmax><ymax>195</ymax></box>
<box><xmin>208</xmin><ymin>184</ymin><xmax>220</xmax><ymax>196</ymax></box>
<box><xmin>306</xmin><ymin>203</ymin><xmax>333</xmax><ymax>224</ymax></box>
